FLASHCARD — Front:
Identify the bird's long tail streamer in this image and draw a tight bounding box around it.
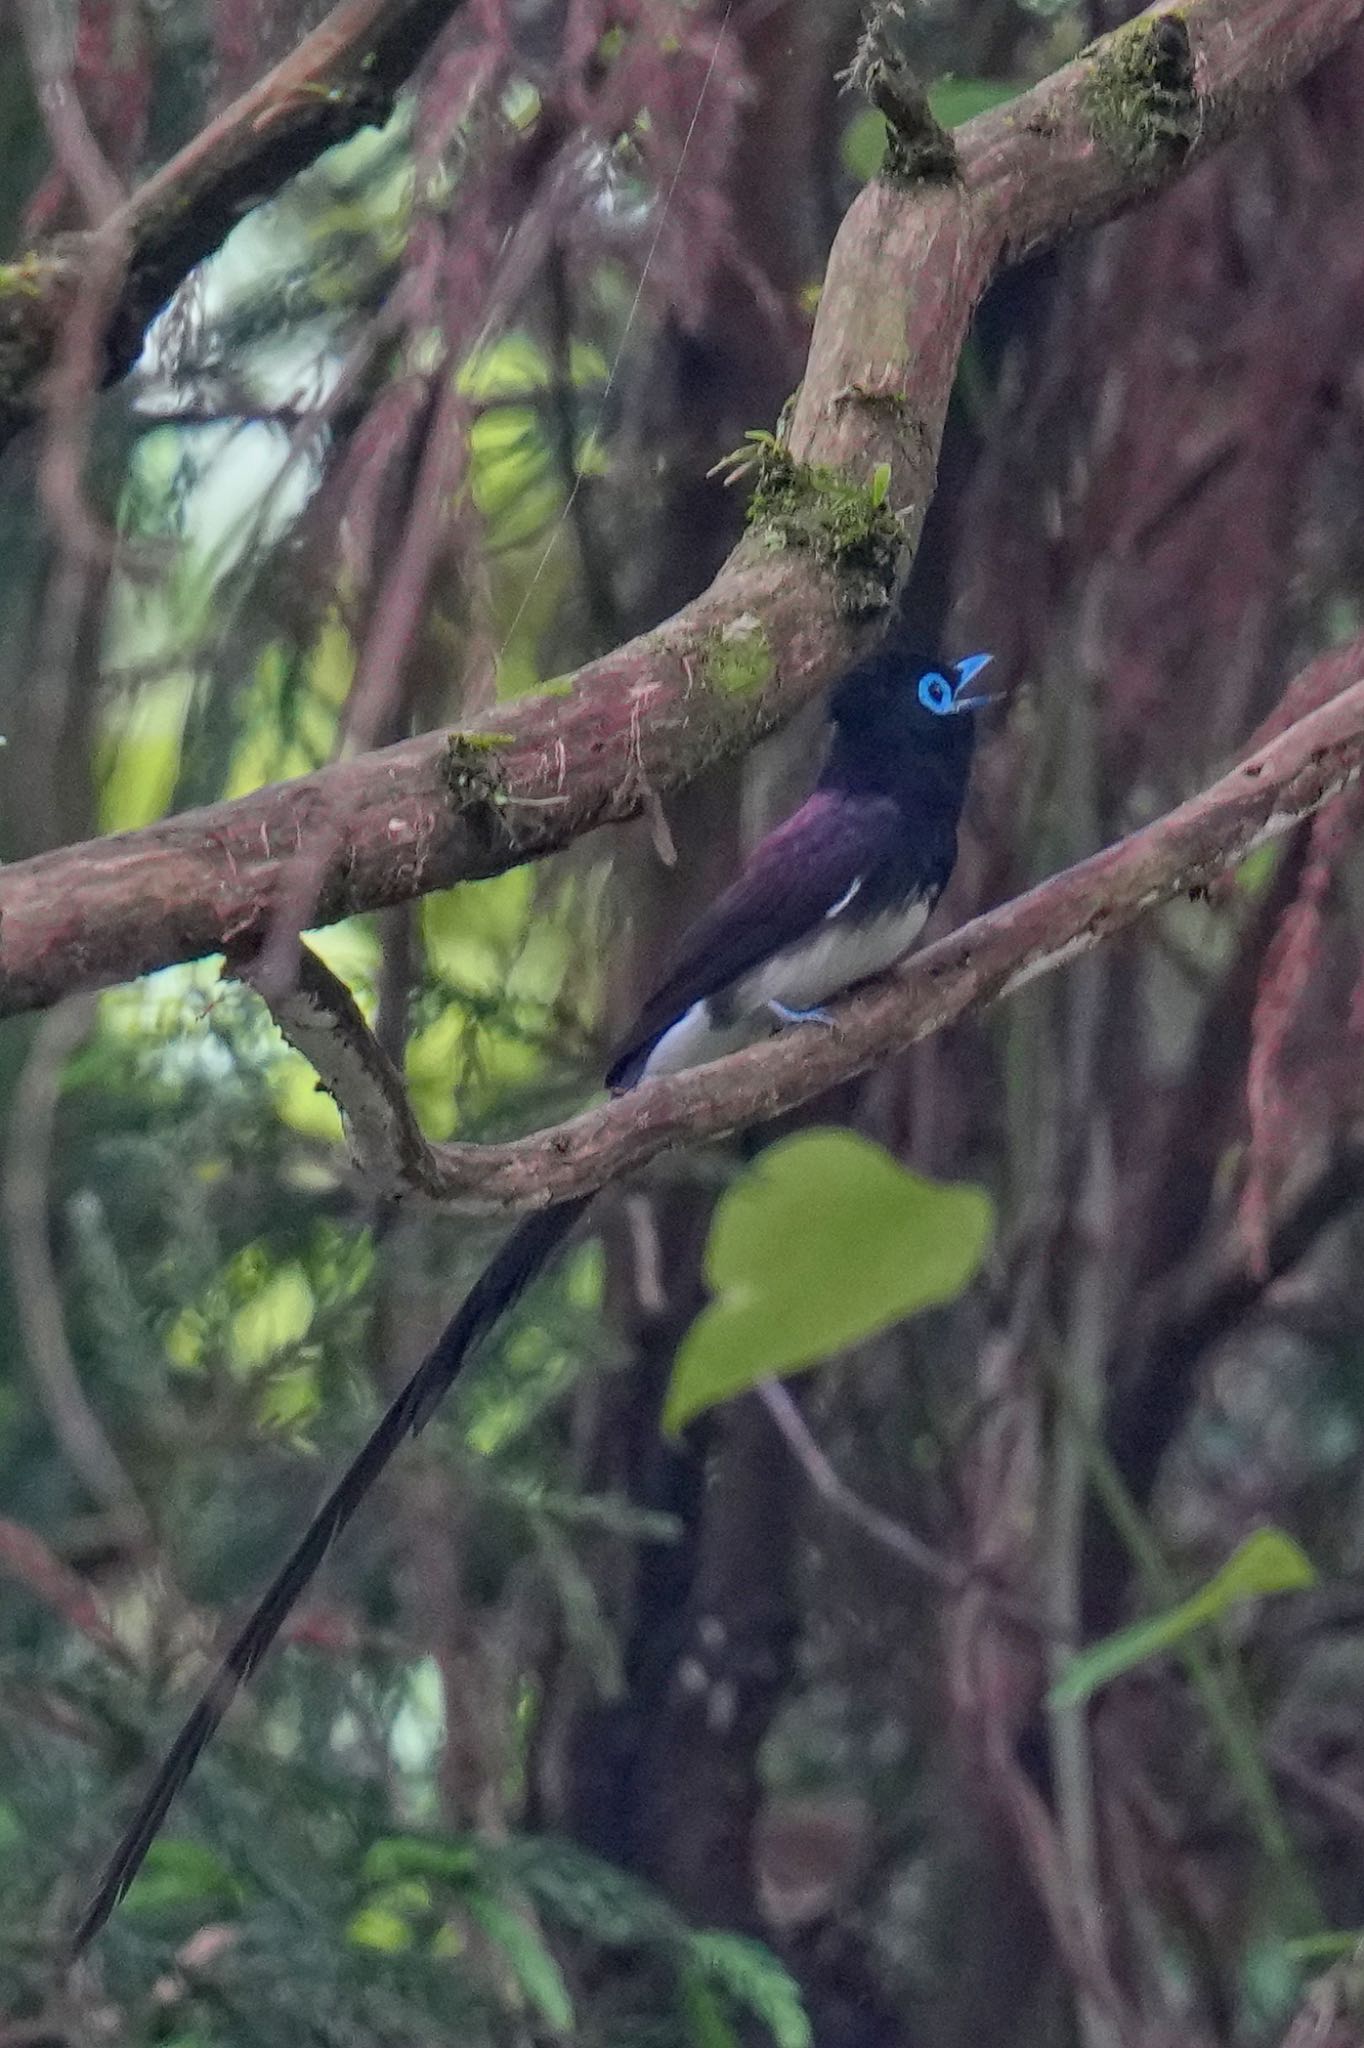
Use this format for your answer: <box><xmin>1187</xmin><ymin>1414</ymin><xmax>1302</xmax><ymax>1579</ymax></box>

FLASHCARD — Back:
<box><xmin>78</xmin><ymin>0</ymin><xmax>738</xmax><ymax>1949</ymax></box>
<box><xmin>73</xmin><ymin>1197</ymin><xmax>589</xmax><ymax>1952</ymax></box>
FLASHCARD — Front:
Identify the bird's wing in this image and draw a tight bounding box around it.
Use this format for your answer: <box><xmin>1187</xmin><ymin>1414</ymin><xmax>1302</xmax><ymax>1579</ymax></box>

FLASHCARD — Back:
<box><xmin>606</xmin><ymin>790</ymin><xmax>902</xmax><ymax>1089</ymax></box>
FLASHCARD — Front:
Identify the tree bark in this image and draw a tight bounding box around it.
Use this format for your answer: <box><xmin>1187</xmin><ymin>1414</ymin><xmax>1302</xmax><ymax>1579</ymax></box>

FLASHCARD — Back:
<box><xmin>1</xmin><ymin>0</ymin><xmax>1358</xmax><ymax>1018</ymax></box>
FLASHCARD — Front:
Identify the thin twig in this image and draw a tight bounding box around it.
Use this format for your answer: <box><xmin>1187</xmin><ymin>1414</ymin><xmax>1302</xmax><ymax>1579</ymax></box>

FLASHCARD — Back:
<box><xmin>1</xmin><ymin>998</ymin><xmax>151</xmax><ymax>1541</ymax></box>
<box><xmin>760</xmin><ymin>1382</ymin><xmax>1058</xmax><ymax>1637</ymax></box>
<box><xmin>1270</xmin><ymin>1742</ymin><xmax>1364</xmax><ymax>1850</ymax></box>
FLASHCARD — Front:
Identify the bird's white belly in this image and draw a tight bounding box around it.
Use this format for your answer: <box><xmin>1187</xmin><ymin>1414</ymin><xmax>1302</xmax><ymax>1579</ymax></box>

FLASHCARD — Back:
<box><xmin>743</xmin><ymin>900</ymin><xmax>929</xmax><ymax>1012</ymax></box>
<box><xmin>639</xmin><ymin>1002</ymin><xmax>763</xmax><ymax>1078</ymax></box>
<box><xmin>637</xmin><ymin>899</ymin><xmax>930</xmax><ymax>1082</ymax></box>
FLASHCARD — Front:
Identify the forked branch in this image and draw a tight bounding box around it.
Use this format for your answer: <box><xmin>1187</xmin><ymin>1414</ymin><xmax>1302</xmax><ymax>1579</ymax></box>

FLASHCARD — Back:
<box><xmin>1</xmin><ymin>0</ymin><xmax>1360</xmax><ymax>1018</ymax></box>
<box><xmin>246</xmin><ymin>644</ymin><xmax>1364</xmax><ymax>1211</ymax></box>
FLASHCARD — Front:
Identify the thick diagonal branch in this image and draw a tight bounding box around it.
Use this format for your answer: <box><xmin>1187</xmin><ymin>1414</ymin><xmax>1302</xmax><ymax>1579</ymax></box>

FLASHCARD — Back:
<box><xmin>0</xmin><ymin>0</ymin><xmax>1359</xmax><ymax>1019</ymax></box>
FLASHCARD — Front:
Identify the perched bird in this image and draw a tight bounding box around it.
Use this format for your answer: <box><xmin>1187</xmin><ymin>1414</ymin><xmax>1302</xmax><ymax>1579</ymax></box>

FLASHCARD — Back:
<box><xmin>73</xmin><ymin>645</ymin><xmax>993</xmax><ymax>1951</ymax></box>
<box><xmin>607</xmin><ymin>649</ymin><xmax>994</xmax><ymax>1089</ymax></box>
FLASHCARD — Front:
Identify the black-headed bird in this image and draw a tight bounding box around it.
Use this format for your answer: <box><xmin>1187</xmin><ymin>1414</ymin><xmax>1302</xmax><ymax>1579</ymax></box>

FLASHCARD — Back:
<box><xmin>608</xmin><ymin>651</ymin><xmax>993</xmax><ymax>1087</ymax></box>
<box><xmin>74</xmin><ymin>647</ymin><xmax>994</xmax><ymax>1949</ymax></box>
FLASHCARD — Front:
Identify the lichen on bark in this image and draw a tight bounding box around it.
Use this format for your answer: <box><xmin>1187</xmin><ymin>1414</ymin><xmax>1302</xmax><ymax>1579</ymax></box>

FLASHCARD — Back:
<box><xmin>729</xmin><ymin>435</ymin><xmax>903</xmax><ymax>616</ymax></box>
<box><xmin>697</xmin><ymin>615</ymin><xmax>777</xmax><ymax>696</ymax></box>
<box><xmin>1083</xmin><ymin>13</ymin><xmax>1199</xmax><ymax>175</ymax></box>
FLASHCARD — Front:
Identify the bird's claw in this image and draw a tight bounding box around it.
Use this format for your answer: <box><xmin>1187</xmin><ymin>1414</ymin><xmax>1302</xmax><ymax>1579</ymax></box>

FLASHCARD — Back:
<box><xmin>767</xmin><ymin>1000</ymin><xmax>834</xmax><ymax>1031</ymax></box>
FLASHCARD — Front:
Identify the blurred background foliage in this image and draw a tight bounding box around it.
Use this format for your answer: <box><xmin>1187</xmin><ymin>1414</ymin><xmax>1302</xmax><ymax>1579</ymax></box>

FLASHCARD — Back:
<box><xmin>7</xmin><ymin>1</ymin><xmax>1364</xmax><ymax>2044</ymax></box>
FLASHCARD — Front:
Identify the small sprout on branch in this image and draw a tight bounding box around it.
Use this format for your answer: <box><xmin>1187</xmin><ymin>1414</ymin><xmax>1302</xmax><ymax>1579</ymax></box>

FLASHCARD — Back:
<box><xmin>842</xmin><ymin>6</ymin><xmax>958</xmax><ymax>185</ymax></box>
<box><xmin>0</xmin><ymin>257</ymin><xmax>46</xmax><ymax>301</ymax></box>
<box><xmin>452</xmin><ymin>731</ymin><xmax>516</xmax><ymax>749</ymax></box>
<box><xmin>712</xmin><ymin>436</ymin><xmax>904</xmax><ymax>615</ymax></box>
<box><xmin>443</xmin><ymin>731</ymin><xmax>515</xmax><ymax>815</ymax></box>
<box><xmin>774</xmin><ymin>386</ymin><xmax>801</xmax><ymax>448</ymax></box>
<box><xmin>709</xmin><ymin>427</ymin><xmax>783</xmax><ymax>490</ymax></box>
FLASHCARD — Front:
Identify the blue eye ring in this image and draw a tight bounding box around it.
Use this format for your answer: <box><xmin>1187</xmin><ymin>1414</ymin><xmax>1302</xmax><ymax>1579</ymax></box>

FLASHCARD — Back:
<box><xmin>917</xmin><ymin>670</ymin><xmax>954</xmax><ymax>716</ymax></box>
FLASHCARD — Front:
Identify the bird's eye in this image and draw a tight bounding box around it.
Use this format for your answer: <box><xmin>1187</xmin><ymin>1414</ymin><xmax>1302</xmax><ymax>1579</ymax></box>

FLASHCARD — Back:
<box><xmin>917</xmin><ymin>671</ymin><xmax>953</xmax><ymax>716</ymax></box>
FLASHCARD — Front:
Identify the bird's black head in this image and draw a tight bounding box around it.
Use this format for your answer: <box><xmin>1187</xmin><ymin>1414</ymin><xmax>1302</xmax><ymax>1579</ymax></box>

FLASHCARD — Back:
<box><xmin>823</xmin><ymin>650</ymin><xmax>995</xmax><ymax>797</ymax></box>
<box><xmin>830</xmin><ymin>650</ymin><xmax>995</xmax><ymax>739</ymax></box>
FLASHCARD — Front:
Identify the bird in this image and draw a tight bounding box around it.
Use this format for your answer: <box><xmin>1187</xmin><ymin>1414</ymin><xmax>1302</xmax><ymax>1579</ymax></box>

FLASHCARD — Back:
<box><xmin>72</xmin><ymin>645</ymin><xmax>993</xmax><ymax>1951</ymax></box>
<box><xmin>606</xmin><ymin>649</ymin><xmax>994</xmax><ymax>1088</ymax></box>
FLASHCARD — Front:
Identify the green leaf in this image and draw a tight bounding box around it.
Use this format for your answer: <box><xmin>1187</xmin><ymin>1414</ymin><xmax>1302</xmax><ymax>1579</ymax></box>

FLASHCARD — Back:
<box><xmin>1050</xmin><ymin>1527</ymin><xmax>1317</xmax><ymax>1708</ymax></box>
<box><xmin>122</xmin><ymin>1839</ymin><xmax>243</xmax><ymax>1918</ymax></box>
<box><xmin>1242</xmin><ymin>1934</ymin><xmax>1304</xmax><ymax>2029</ymax></box>
<box><xmin>1206</xmin><ymin>1526</ymin><xmax>1317</xmax><ymax>1602</ymax></box>
<box><xmin>347</xmin><ymin>1904</ymin><xmax>414</xmax><ymax>1952</ymax></box>
<box><xmin>228</xmin><ymin>1261</ymin><xmax>315</xmax><ymax>1373</ymax></box>
<box><xmin>362</xmin><ymin>1833</ymin><xmax>480</xmax><ymax>1885</ymax></box>
<box><xmin>840</xmin><ymin>109</ymin><xmax>887</xmax><ymax>182</ymax></box>
<box><xmin>256</xmin><ymin>1360</ymin><xmax>321</xmax><ymax>1436</ymax></box>
<box><xmin>691</xmin><ymin>1932</ymin><xmax>812</xmax><ymax>2048</ymax></box>
<box><xmin>680</xmin><ymin>1967</ymin><xmax>744</xmax><ymax>2048</ymax></box>
<box><xmin>466</xmin><ymin>1892</ymin><xmax>575</xmax><ymax>2030</ymax></box>
<box><xmin>664</xmin><ymin>1131</ymin><xmax>992</xmax><ymax>1433</ymax></box>
<box><xmin>927</xmin><ymin>76</ymin><xmax>1025</xmax><ymax>127</ymax></box>
<box><xmin>97</xmin><ymin>675</ymin><xmax>193</xmax><ymax>832</ymax></box>
<box><xmin>1282</xmin><ymin>1932</ymin><xmax>1363</xmax><ymax>1965</ymax></box>
<box><xmin>870</xmin><ymin>462</ymin><xmax>891</xmax><ymax>506</ymax></box>
<box><xmin>503</xmin><ymin>1834</ymin><xmax>682</xmax><ymax>1945</ymax></box>
<box><xmin>1236</xmin><ymin>841</ymin><xmax>1283</xmax><ymax>898</ymax></box>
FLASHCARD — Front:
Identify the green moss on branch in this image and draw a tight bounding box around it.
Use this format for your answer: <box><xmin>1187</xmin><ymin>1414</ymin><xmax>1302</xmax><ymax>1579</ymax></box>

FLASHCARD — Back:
<box><xmin>697</xmin><ymin>614</ymin><xmax>776</xmax><ymax>696</ymax></box>
<box><xmin>1083</xmin><ymin>13</ymin><xmax>1198</xmax><ymax>175</ymax></box>
<box><xmin>721</xmin><ymin>435</ymin><xmax>903</xmax><ymax>616</ymax></box>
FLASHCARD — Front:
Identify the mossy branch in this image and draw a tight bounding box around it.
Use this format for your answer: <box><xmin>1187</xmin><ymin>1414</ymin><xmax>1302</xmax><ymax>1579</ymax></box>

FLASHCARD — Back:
<box><xmin>0</xmin><ymin>0</ymin><xmax>1360</xmax><ymax>1017</ymax></box>
<box><xmin>1083</xmin><ymin>13</ymin><xmax>1199</xmax><ymax>176</ymax></box>
<box><xmin>844</xmin><ymin>7</ymin><xmax>958</xmax><ymax>184</ymax></box>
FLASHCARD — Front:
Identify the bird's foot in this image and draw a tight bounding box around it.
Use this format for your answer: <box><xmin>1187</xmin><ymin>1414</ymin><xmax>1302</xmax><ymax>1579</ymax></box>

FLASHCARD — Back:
<box><xmin>767</xmin><ymin>999</ymin><xmax>834</xmax><ymax>1031</ymax></box>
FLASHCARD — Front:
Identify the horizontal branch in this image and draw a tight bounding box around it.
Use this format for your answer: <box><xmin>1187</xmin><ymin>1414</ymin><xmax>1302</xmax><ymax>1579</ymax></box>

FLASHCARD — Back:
<box><xmin>0</xmin><ymin>0</ymin><xmax>1360</xmax><ymax>1019</ymax></box>
<box><xmin>324</xmin><ymin>659</ymin><xmax>1364</xmax><ymax>1212</ymax></box>
<box><xmin>0</xmin><ymin>0</ymin><xmax>463</xmax><ymax>444</ymax></box>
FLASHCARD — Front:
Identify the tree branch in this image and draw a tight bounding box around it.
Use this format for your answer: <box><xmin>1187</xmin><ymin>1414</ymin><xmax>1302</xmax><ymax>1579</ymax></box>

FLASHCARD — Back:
<box><xmin>760</xmin><ymin>1381</ymin><xmax>1056</xmax><ymax>1635</ymax></box>
<box><xmin>235</xmin><ymin>940</ymin><xmax>432</xmax><ymax>1187</ymax></box>
<box><xmin>0</xmin><ymin>0</ymin><xmax>463</xmax><ymax>445</ymax></box>
<box><xmin>0</xmin><ymin>0</ymin><xmax>1358</xmax><ymax>1018</ymax></box>
<box><xmin>245</xmin><ymin>658</ymin><xmax>1364</xmax><ymax>1211</ymax></box>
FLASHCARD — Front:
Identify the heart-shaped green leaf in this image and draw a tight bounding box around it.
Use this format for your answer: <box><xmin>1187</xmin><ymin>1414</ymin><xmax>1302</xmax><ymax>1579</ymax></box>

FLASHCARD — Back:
<box><xmin>663</xmin><ymin>1130</ymin><xmax>993</xmax><ymax>1434</ymax></box>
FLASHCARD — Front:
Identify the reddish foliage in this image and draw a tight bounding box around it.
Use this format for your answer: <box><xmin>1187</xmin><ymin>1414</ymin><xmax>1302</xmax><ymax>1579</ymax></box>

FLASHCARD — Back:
<box><xmin>574</xmin><ymin>0</ymin><xmax>756</xmax><ymax>329</ymax></box>
<box><xmin>315</xmin><ymin>0</ymin><xmax>756</xmax><ymax>712</ymax></box>
<box><xmin>212</xmin><ymin>0</ymin><xmax>328</xmax><ymax>96</ymax></box>
<box><xmin>0</xmin><ymin>1514</ymin><xmax>122</xmax><ymax>1658</ymax></box>
<box><xmin>1240</xmin><ymin>796</ymin><xmax>1361</xmax><ymax>1272</ymax></box>
<box><xmin>960</xmin><ymin>36</ymin><xmax>1364</xmax><ymax>814</ymax></box>
<box><xmin>949</xmin><ymin>32</ymin><xmax>1364</xmax><ymax>1310</ymax></box>
<box><xmin>23</xmin><ymin>0</ymin><xmax>151</xmax><ymax>235</ymax></box>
